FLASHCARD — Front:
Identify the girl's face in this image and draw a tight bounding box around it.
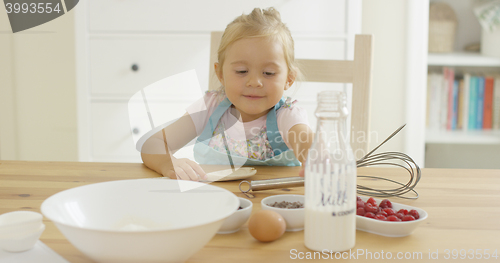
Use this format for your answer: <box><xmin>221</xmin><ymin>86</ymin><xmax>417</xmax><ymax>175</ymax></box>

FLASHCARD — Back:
<box><xmin>216</xmin><ymin>37</ymin><xmax>294</xmax><ymax>122</ymax></box>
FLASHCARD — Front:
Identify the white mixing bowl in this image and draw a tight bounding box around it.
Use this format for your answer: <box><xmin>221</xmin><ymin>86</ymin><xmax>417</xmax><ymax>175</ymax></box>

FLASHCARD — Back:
<box><xmin>41</xmin><ymin>179</ymin><xmax>239</xmax><ymax>263</ymax></box>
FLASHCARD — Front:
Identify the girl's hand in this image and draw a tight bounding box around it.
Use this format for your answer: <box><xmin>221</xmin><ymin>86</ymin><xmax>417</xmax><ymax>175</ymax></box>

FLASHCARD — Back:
<box><xmin>287</xmin><ymin>124</ymin><xmax>313</xmax><ymax>178</ymax></box>
<box><xmin>161</xmin><ymin>157</ymin><xmax>207</xmax><ymax>181</ymax></box>
<box><xmin>299</xmin><ymin>168</ymin><xmax>305</xmax><ymax>177</ymax></box>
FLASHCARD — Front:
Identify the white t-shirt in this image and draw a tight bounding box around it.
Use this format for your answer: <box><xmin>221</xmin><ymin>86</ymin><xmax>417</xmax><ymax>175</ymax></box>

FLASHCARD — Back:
<box><xmin>186</xmin><ymin>91</ymin><xmax>310</xmax><ymax>149</ymax></box>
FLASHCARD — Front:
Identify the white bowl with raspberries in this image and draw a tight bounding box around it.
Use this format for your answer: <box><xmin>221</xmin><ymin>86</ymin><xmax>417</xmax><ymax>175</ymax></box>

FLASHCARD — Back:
<box><xmin>356</xmin><ymin>196</ymin><xmax>428</xmax><ymax>237</ymax></box>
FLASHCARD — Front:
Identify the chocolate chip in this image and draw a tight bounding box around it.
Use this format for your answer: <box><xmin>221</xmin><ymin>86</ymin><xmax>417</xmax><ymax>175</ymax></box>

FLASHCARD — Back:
<box><xmin>267</xmin><ymin>201</ymin><xmax>304</xmax><ymax>209</ymax></box>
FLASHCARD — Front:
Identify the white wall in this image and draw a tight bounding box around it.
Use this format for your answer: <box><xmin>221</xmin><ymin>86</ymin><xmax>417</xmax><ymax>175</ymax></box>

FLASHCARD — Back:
<box><xmin>0</xmin><ymin>6</ymin><xmax>77</xmax><ymax>161</ymax></box>
<box><xmin>361</xmin><ymin>0</ymin><xmax>408</xmax><ymax>154</ymax></box>
<box><xmin>0</xmin><ymin>10</ymin><xmax>17</xmax><ymax>160</ymax></box>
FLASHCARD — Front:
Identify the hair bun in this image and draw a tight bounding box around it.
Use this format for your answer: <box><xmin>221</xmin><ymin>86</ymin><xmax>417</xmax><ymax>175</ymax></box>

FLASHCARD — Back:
<box><xmin>261</xmin><ymin>7</ymin><xmax>281</xmax><ymax>20</ymax></box>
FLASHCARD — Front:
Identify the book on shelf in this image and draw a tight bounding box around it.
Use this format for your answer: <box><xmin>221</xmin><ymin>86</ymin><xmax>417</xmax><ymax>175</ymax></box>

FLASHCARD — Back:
<box><xmin>456</xmin><ymin>78</ymin><xmax>464</xmax><ymax>130</ymax></box>
<box><xmin>445</xmin><ymin>67</ymin><xmax>454</xmax><ymax>130</ymax></box>
<box><xmin>468</xmin><ymin>75</ymin><xmax>478</xmax><ymax>130</ymax></box>
<box><xmin>451</xmin><ymin>79</ymin><xmax>459</xmax><ymax>130</ymax></box>
<box><xmin>494</xmin><ymin>78</ymin><xmax>500</xmax><ymax>130</ymax></box>
<box><xmin>483</xmin><ymin>76</ymin><xmax>494</xmax><ymax>129</ymax></box>
<box><xmin>476</xmin><ymin>76</ymin><xmax>485</xmax><ymax>130</ymax></box>
<box><xmin>426</xmin><ymin>72</ymin><xmax>442</xmax><ymax>130</ymax></box>
<box><xmin>426</xmin><ymin>69</ymin><xmax>500</xmax><ymax>132</ymax></box>
<box><xmin>462</xmin><ymin>73</ymin><xmax>470</xmax><ymax>131</ymax></box>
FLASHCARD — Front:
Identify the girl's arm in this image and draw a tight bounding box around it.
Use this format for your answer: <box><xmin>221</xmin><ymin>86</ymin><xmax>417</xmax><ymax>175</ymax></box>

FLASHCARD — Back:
<box><xmin>287</xmin><ymin>123</ymin><xmax>314</xmax><ymax>166</ymax></box>
<box><xmin>140</xmin><ymin>112</ymin><xmax>206</xmax><ymax>180</ymax></box>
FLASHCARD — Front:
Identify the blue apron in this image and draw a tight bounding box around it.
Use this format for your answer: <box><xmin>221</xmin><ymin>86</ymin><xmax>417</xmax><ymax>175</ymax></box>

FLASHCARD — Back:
<box><xmin>193</xmin><ymin>97</ymin><xmax>300</xmax><ymax>166</ymax></box>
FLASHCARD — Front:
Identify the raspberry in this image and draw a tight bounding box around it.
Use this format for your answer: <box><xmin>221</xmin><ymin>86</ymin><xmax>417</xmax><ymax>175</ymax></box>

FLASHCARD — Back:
<box><xmin>387</xmin><ymin>215</ymin><xmax>401</xmax><ymax>221</ymax></box>
<box><xmin>395</xmin><ymin>213</ymin><xmax>404</xmax><ymax>219</ymax></box>
<box><xmin>376</xmin><ymin>211</ymin><xmax>388</xmax><ymax>217</ymax></box>
<box><xmin>397</xmin><ymin>209</ymin><xmax>409</xmax><ymax>215</ymax></box>
<box><xmin>409</xmin><ymin>209</ymin><xmax>420</xmax><ymax>219</ymax></box>
<box><xmin>360</xmin><ymin>197</ymin><xmax>422</xmax><ymax>223</ymax></box>
<box><xmin>402</xmin><ymin>215</ymin><xmax>416</xmax><ymax>221</ymax></box>
<box><xmin>364</xmin><ymin>203</ymin><xmax>378</xmax><ymax>213</ymax></box>
<box><xmin>379</xmin><ymin>199</ymin><xmax>392</xmax><ymax>209</ymax></box>
<box><xmin>364</xmin><ymin>212</ymin><xmax>376</xmax><ymax>219</ymax></box>
<box><xmin>383</xmin><ymin>208</ymin><xmax>396</xmax><ymax>216</ymax></box>
<box><xmin>357</xmin><ymin>207</ymin><xmax>366</xmax><ymax>216</ymax></box>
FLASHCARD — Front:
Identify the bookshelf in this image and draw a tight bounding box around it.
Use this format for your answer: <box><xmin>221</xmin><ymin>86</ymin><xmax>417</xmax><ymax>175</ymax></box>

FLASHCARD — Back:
<box><xmin>428</xmin><ymin>52</ymin><xmax>500</xmax><ymax>67</ymax></box>
<box><xmin>425</xmin><ymin>0</ymin><xmax>500</xmax><ymax>168</ymax></box>
<box><xmin>426</xmin><ymin>129</ymin><xmax>500</xmax><ymax>144</ymax></box>
<box><xmin>426</xmin><ymin>52</ymin><xmax>500</xmax><ymax>145</ymax></box>
<box><xmin>425</xmin><ymin>55</ymin><xmax>500</xmax><ymax>168</ymax></box>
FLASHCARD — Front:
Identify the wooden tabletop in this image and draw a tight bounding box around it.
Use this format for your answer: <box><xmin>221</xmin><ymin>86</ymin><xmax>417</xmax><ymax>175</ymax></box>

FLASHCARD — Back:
<box><xmin>1</xmin><ymin>160</ymin><xmax>500</xmax><ymax>262</ymax></box>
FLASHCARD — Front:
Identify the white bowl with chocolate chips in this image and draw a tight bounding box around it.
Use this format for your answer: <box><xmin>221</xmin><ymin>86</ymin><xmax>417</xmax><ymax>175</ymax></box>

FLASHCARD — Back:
<box><xmin>261</xmin><ymin>195</ymin><xmax>304</xmax><ymax>232</ymax></box>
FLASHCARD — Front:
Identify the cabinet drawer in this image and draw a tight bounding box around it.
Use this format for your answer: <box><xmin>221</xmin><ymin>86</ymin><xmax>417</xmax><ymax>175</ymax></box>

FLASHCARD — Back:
<box><xmin>89</xmin><ymin>35</ymin><xmax>210</xmax><ymax>97</ymax></box>
<box><xmin>88</xmin><ymin>0</ymin><xmax>346</xmax><ymax>35</ymax></box>
<box><xmin>91</xmin><ymin>102</ymin><xmax>139</xmax><ymax>162</ymax></box>
<box><xmin>91</xmin><ymin>101</ymin><xmax>196</xmax><ymax>162</ymax></box>
<box><xmin>89</xmin><ymin>35</ymin><xmax>345</xmax><ymax>97</ymax></box>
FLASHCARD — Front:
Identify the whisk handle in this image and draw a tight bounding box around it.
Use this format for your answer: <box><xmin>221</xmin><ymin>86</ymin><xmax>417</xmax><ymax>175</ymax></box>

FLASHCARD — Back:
<box><xmin>240</xmin><ymin>177</ymin><xmax>304</xmax><ymax>192</ymax></box>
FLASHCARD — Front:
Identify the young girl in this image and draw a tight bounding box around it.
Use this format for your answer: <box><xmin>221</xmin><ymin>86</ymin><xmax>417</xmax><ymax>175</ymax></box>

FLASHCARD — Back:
<box><xmin>141</xmin><ymin>7</ymin><xmax>314</xmax><ymax>180</ymax></box>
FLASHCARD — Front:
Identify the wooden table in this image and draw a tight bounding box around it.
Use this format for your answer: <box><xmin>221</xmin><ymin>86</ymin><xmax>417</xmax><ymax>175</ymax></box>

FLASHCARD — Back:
<box><xmin>1</xmin><ymin>161</ymin><xmax>500</xmax><ymax>262</ymax></box>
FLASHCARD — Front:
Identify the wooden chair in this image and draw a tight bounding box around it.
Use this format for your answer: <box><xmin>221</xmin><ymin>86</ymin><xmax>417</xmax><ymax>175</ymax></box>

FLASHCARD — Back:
<box><xmin>208</xmin><ymin>32</ymin><xmax>373</xmax><ymax>155</ymax></box>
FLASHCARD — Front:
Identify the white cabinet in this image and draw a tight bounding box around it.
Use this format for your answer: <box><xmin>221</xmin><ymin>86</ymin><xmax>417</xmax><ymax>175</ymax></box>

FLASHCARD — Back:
<box><xmin>75</xmin><ymin>0</ymin><xmax>362</xmax><ymax>162</ymax></box>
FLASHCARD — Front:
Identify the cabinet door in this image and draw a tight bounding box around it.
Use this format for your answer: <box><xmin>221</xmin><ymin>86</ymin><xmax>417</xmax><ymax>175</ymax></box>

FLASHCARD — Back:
<box><xmin>88</xmin><ymin>0</ymin><xmax>346</xmax><ymax>34</ymax></box>
<box><xmin>89</xmin><ymin>35</ymin><xmax>210</xmax><ymax>97</ymax></box>
<box><xmin>91</xmin><ymin>102</ymin><xmax>140</xmax><ymax>162</ymax></box>
<box><xmin>91</xmin><ymin>101</ymin><xmax>196</xmax><ymax>162</ymax></box>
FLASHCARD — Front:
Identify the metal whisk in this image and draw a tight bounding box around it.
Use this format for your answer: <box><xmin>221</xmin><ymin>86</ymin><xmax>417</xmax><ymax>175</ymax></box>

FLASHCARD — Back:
<box><xmin>239</xmin><ymin>124</ymin><xmax>421</xmax><ymax>199</ymax></box>
<box><xmin>355</xmin><ymin>124</ymin><xmax>421</xmax><ymax>199</ymax></box>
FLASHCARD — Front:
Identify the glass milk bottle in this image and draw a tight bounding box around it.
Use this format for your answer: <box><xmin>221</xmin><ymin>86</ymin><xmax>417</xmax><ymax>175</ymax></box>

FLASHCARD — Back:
<box><xmin>304</xmin><ymin>90</ymin><xmax>357</xmax><ymax>252</ymax></box>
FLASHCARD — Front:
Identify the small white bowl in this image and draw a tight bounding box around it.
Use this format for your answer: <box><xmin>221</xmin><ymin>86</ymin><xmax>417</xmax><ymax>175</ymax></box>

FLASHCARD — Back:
<box><xmin>0</xmin><ymin>224</ymin><xmax>45</xmax><ymax>252</ymax></box>
<box><xmin>261</xmin><ymin>195</ymin><xmax>304</xmax><ymax>231</ymax></box>
<box><xmin>356</xmin><ymin>196</ymin><xmax>428</xmax><ymax>237</ymax></box>
<box><xmin>217</xmin><ymin>197</ymin><xmax>252</xmax><ymax>234</ymax></box>
<box><xmin>0</xmin><ymin>211</ymin><xmax>43</xmax><ymax>238</ymax></box>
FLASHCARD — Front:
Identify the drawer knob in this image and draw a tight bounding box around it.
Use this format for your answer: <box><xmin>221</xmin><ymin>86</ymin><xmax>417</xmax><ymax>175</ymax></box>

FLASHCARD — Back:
<box><xmin>132</xmin><ymin>127</ymin><xmax>140</xmax><ymax>134</ymax></box>
<box><xmin>131</xmin><ymin>64</ymin><xmax>139</xmax><ymax>72</ymax></box>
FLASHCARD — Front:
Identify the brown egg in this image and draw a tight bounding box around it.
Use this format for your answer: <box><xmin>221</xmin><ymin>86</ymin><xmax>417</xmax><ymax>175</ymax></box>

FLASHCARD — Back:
<box><xmin>248</xmin><ymin>210</ymin><xmax>286</xmax><ymax>242</ymax></box>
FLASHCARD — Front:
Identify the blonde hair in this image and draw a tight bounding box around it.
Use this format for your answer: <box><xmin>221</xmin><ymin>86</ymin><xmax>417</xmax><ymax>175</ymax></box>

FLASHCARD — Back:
<box><xmin>216</xmin><ymin>7</ymin><xmax>301</xmax><ymax>91</ymax></box>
